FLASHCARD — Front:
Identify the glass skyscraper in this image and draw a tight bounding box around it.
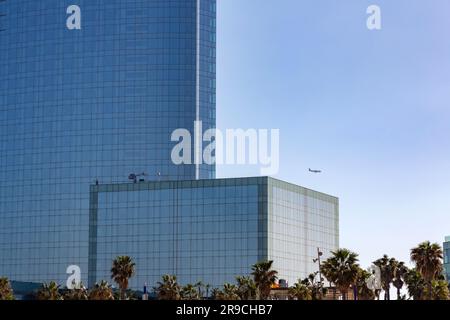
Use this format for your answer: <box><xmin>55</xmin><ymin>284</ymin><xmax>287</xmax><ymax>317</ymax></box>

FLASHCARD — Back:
<box><xmin>89</xmin><ymin>177</ymin><xmax>339</xmax><ymax>289</ymax></box>
<box><xmin>0</xmin><ymin>0</ymin><xmax>216</xmax><ymax>285</ymax></box>
<box><xmin>1</xmin><ymin>0</ymin><xmax>340</xmax><ymax>295</ymax></box>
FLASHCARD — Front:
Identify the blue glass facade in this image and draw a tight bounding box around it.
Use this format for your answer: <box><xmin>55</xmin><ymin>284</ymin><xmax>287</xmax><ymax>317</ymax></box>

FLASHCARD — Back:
<box><xmin>0</xmin><ymin>0</ymin><xmax>216</xmax><ymax>284</ymax></box>
<box><xmin>444</xmin><ymin>237</ymin><xmax>450</xmax><ymax>283</ymax></box>
<box><xmin>89</xmin><ymin>177</ymin><xmax>339</xmax><ymax>289</ymax></box>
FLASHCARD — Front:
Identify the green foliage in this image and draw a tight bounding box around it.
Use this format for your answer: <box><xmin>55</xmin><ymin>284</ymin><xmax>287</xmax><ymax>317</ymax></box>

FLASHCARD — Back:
<box><xmin>8</xmin><ymin>239</ymin><xmax>447</xmax><ymax>302</ymax></box>
<box><xmin>88</xmin><ymin>280</ymin><xmax>115</xmax><ymax>300</ymax></box>
<box><xmin>63</xmin><ymin>283</ymin><xmax>88</xmax><ymax>300</ymax></box>
<box><xmin>392</xmin><ymin>261</ymin><xmax>409</xmax><ymax>300</ymax></box>
<box><xmin>289</xmin><ymin>281</ymin><xmax>312</xmax><ymax>300</ymax></box>
<box><xmin>251</xmin><ymin>260</ymin><xmax>278</xmax><ymax>300</ymax></box>
<box><xmin>423</xmin><ymin>280</ymin><xmax>450</xmax><ymax>300</ymax></box>
<box><xmin>236</xmin><ymin>276</ymin><xmax>257</xmax><ymax>300</ymax></box>
<box><xmin>111</xmin><ymin>256</ymin><xmax>136</xmax><ymax>300</ymax></box>
<box><xmin>155</xmin><ymin>275</ymin><xmax>181</xmax><ymax>300</ymax></box>
<box><xmin>321</xmin><ymin>248</ymin><xmax>360</xmax><ymax>300</ymax></box>
<box><xmin>411</xmin><ymin>241</ymin><xmax>444</xmax><ymax>300</ymax></box>
<box><xmin>355</xmin><ymin>268</ymin><xmax>375</xmax><ymax>300</ymax></box>
<box><xmin>181</xmin><ymin>283</ymin><xmax>201</xmax><ymax>300</ymax></box>
<box><xmin>193</xmin><ymin>281</ymin><xmax>209</xmax><ymax>299</ymax></box>
<box><xmin>300</xmin><ymin>273</ymin><xmax>328</xmax><ymax>300</ymax></box>
<box><xmin>0</xmin><ymin>277</ymin><xmax>14</xmax><ymax>300</ymax></box>
<box><xmin>404</xmin><ymin>268</ymin><xmax>426</xmax><ymax>300</ymax></box>
<box><xmin>373</xmin><ymin>255</ymin><xmax>403</xmax><ymax>300</ymax></box>
<box><xmin>213</xmin><ymin>283</ymin><xmax>240</xmax><ymax>300</ymax></box>
<box><xmin>36</xmin><ymin>281</ymin><xmax>63</xmax><ymax>301</ymax></box>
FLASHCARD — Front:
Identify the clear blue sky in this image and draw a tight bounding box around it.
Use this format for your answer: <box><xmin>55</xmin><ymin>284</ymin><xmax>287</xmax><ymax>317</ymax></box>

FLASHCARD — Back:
<box><xmin>216</xmin><ymin>0</ymin><xmax>450</xmax><ymax>268</ymax></box>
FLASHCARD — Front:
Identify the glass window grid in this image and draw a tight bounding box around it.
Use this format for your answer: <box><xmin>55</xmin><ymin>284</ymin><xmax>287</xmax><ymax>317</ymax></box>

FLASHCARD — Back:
<box><xmin>88</xmin><ymin>177</ymin><xmax>339</xmax><ymax>290</ymax></box>
<box><xmin>0</xmin><ymin>0</ymin><xmax>216</xmax><ymax>284</ymax></box>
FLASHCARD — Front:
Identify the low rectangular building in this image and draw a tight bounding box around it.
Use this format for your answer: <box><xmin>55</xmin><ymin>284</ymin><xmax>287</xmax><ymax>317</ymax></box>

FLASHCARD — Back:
<box><xmin>88</xmin><ymin>177</ymin><xmax>339</xmax><ymax>290</ymax></box>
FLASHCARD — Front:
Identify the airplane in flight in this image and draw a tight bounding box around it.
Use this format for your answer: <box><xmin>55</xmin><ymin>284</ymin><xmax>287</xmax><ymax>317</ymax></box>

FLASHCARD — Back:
<box><xmin>309</xmin><ymin>168</ymin><xmax>322</xmax><ymax>174</ymax></box>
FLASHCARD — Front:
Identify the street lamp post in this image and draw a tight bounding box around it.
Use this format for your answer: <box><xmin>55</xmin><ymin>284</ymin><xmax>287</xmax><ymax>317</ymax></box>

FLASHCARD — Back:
<box><xmin>312</xmin><ymin>247</ymin><xmax>323</xmax><ymax>285</ymax></box>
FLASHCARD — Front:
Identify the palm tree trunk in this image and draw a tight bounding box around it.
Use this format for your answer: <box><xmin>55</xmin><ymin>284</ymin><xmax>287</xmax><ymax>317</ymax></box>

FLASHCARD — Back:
<box><xmin>428</xmin><ymin>282</ymin><xmax>433</xmax><ymax>300</ymax></box>
<box><xmin>120</xmin><ymin>286</ymin><xmax>126</xmax><ymax>300</ymax></box>
<box><xmin>397</xmin><ymin>288</ymin><xmax>401</xmax><ymax>300</ymax></box>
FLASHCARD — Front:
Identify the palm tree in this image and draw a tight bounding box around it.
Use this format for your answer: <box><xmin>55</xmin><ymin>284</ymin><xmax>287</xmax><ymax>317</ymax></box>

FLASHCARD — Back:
<box><xmin>392</xmin><ymin>261</ymin><xmax>409</xmax><ymax>300</ymax></box>
<box><xmin>289</xmin><ymin>281</ymin><xmax>312</xmax><ymax>300</ymax></box>
<box><xmin>427</xmin><ymin>280</ymin><xmax>450</xmax><ymax>300</ymax></box>
<box><xmin>0</xmin><ymin>277</ymin><xmax>14</xmax><ymax>300</ymax></box>
<box><xmin>64</xmin><ymin>283</ymin><xmax>88</xmax><ymax>300</ymax></box>
<box><xmin>251</xmin><ymin>260</ymin><xmax>278</xmax><ymax>300</ymax></box>
<box><xmin>111</xmin><ymin>256</ymin><xmax>136</xmax><ymax>300</ymax></box>
<box><xmin>321</xmin><ymin>248</ymin><xmax>360</xmax><ymax>300</ymax></box>
<box><xmin>214</xmin><ymin>283</ymin><xmax>240</xmax><ymax>300</ymax></box>
<box><xmin>182</xmin><ymin>284</ymin><xmax>201</xmax><ymax>300</ymax></box>
<box><xmin>194</xmin><ymin>281</ymin><xmax>204</xmax><ymax>298</ymax></box>
<box><xmin>89</xmin><ymin>280</ymin><xmax>114</xmax><ymax>300</ymax></box>
<box><xmin>155</xmin><ymin>275</ymin><xmax>181</xmax><ymax>300</ymax></box>
<box><xmin>411</xmin><ymin>241</ymin><xmax>444</xmax><ymax>300</ymax></box>
<box><xmin>300</xmin><ymin>273</ymin><xmax>327</xmax><ymax>300</ymax></box>
<box><xmin>36</xmin><ymin>281</ymin><xmax>63</xmax><ymax>300</ymax></box>
<box><xmin>404</xmin><ymin>268</ymin><xmax>425</xmax><ymax>300</ymax></box>
<box><xmin>236</xmin><ymin>276</ymin><xmax>257</xmax><ymax>300</ymax></box>
<box><xmin>355</xmin><ymin>268</ymin><xmax>375</xmax><ymax>300</ymax></box>
<box><xmin>211</xmin><ymin>288</ymin><xmax>221</xmax><ymax>300</ymax></box>
<box><xmin>373</xmin><ymin>255</ymin><xmax>397</xmax><ymax>300</ymax></box>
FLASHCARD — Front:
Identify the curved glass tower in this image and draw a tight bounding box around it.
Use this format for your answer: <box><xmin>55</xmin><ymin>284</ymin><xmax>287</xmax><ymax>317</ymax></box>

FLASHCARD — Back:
<box><xmin>0</xmin><ymin>0</ymin><xmax>216</xmax><ymax>284</ymax></box>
